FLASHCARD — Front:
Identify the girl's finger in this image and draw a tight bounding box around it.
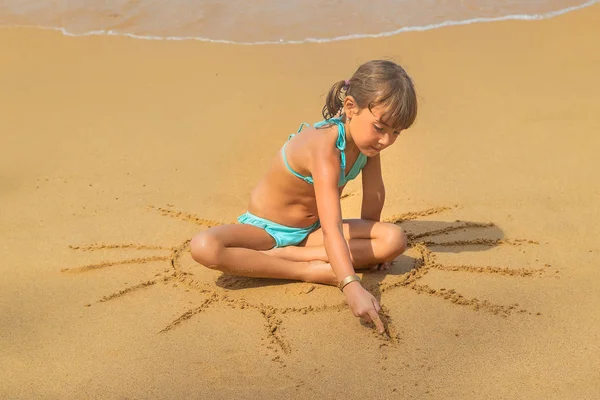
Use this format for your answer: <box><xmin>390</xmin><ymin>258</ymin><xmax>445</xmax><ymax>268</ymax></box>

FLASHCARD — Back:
<box><xmin>360</xmin><ymin>312</ymin><xmax>373</xmax><ymax>325</ymax></box>
<box><xmin>373</xmin><ymin>298</ymin><xmax>381</xmax><ymax>313</ymax></box>
<box><xmin>368</xmin><ymin>309</ymin><xmax>385</xmax><ymax>334</ymax></box>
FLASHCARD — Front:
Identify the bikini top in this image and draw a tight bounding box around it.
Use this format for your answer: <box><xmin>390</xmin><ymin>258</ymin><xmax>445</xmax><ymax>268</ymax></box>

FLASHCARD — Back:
<box><xmin>281</xmin><ymin>117</ymin><xmax>368</xmax><ymax>188</ymax></box>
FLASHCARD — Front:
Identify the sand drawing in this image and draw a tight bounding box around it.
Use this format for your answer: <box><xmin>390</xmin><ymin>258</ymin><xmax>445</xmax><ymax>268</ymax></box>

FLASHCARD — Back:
<box><xmin>63</xmin><ymin>204</ymin><xmax>548</xmax><ymax>361</ymax></box>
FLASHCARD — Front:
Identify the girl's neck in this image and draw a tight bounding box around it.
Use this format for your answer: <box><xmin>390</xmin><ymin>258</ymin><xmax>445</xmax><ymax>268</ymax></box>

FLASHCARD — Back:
<box><xmin>343</xmin><ymin>121</ymin><xmax>359</xmax><ymax>152</ymax></box>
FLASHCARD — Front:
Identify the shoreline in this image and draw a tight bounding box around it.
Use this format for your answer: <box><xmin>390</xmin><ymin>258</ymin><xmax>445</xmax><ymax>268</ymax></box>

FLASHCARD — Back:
<box><xmin>0</xmin><ymin>0</ymin><xmax>598</xmax><ymax>44</ymax></box>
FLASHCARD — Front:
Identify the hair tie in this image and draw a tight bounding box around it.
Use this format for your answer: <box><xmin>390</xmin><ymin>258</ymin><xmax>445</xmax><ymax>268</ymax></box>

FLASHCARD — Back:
<box><xmin>344</xmin><ymin>79</ymin><xmax>350</xmax><ymax>86</ymax></box>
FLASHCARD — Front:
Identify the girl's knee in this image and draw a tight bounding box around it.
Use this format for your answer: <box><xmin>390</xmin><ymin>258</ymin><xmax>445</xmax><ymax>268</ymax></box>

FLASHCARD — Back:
<box><xmin>381</xmin><ymin>223</ymin><xmax>407</xmax><ymax>260</ymax></box>
<box><xmin>190</xmin><ymin>231</ymin><xmax>223</xmax><ymax>268</ymax></box>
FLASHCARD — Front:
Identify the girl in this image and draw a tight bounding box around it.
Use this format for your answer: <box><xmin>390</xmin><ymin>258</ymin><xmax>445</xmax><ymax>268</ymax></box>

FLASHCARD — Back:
<box><xmin>191</xmin><ymin>60</ymin><xmax>418</xmax><ymax>334</ymax></box>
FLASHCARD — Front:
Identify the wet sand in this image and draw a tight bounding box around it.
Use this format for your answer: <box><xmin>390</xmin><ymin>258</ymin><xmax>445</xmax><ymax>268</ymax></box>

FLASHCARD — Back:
<box><xmin>1</xmin><ymin>4</ymin><xmax>600</xmax><ymax>399</ymax></box>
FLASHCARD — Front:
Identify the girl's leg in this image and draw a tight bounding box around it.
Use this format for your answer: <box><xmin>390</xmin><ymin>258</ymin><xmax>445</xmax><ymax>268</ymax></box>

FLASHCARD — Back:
<box><xmin>264</xmin><ymin>219</ymin><xmax>407</xmax><ymax>268</ymax></box>
<box><xmin>190</xmin><ymin>224</ymin><xmax>338</xmax><ymax>285</ymax></box>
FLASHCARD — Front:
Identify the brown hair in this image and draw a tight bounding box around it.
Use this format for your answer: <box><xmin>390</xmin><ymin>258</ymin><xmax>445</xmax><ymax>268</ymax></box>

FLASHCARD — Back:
<box><xmin>322</xmin><ymin>60</ymin><xmax>418</xmax><ymax>130</ymax></box>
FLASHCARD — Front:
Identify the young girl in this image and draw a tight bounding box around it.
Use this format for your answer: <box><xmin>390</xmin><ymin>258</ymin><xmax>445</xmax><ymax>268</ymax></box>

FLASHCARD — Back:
<box><xmin>191</xmin><ymin>60</ymin><xmax>418</xmax><ymax>334</ymax></box>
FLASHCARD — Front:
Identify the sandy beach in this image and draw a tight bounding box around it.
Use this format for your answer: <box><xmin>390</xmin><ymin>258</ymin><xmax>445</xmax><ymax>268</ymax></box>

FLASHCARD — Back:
<box><xmin>1</xmin><ymin>4</ymin><xmax>600</xmax><ymax>399</ymax></box>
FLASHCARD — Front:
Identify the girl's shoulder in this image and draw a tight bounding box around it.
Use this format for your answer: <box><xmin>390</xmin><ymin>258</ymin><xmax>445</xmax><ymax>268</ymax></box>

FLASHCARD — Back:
<box><xmin>283</xmin><ymin>121</ymin><xmax>341</xmax><ymax>178</ymax></box>
<box><xmin>292</xmin><ymin>121</ymin><xmax>338</xmax><ymax>149</ymax></box>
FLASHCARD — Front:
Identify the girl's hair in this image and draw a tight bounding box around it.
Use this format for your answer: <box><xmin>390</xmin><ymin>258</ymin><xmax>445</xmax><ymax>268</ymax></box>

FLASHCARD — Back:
<box><xmin>322</xmin><ymin>60</ymin><xmax>418</xmax><ymax>130</ymax></box>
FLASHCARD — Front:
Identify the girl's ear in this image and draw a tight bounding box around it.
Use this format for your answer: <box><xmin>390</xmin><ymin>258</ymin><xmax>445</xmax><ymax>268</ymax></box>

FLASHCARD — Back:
<box><xmin>343</xmin><ymin>96</ymin><xmax>359</xmax><ymax>119</ymax></box>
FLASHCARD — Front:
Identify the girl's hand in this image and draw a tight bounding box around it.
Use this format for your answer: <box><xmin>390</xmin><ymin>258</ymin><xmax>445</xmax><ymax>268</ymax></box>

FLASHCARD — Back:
<box><xmin>343</xmin><ymin>282</ymin><xmax>385</xmax><ymax>334</ymax></box>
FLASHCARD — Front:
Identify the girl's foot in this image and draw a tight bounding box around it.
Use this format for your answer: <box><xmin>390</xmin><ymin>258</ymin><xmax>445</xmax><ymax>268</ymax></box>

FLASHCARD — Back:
<box><xmin>303</xmin><ymin>260</ymin><xmax>337</xmax><ymax>286</ymax></box>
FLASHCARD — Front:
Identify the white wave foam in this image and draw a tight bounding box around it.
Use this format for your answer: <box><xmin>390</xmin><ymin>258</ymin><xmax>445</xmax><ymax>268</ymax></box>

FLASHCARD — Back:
<box><xmin>1</xmin><ymin>0</ymin><xmax>597</xmax><ymax>45</ymax></box>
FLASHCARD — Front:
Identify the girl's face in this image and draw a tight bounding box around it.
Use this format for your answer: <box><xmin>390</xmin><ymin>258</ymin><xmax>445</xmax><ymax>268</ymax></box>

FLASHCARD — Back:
<box><xmin>346</xmin><ymin>103</ymin><xmax>401</xmax><ymax>157</ymax></box>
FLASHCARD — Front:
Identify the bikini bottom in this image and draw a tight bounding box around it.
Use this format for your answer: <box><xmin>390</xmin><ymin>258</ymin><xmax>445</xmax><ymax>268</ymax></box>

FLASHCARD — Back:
<box><xmin>237</xmin><ymin>211</ymin><xmax>320</xmax><ymax>248</ymax></box>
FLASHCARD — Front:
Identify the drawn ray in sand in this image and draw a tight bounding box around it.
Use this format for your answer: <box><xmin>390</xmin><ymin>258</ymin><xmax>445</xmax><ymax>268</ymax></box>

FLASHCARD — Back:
<box><xmin>65</xmin><ymin>204</ymin><xmax>549</xmax><ymax>361</ymax></box>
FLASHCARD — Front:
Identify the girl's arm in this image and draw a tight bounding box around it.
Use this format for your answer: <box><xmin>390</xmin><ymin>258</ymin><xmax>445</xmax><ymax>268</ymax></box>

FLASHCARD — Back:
<box><xmin>360</xmin><ymin>154</ymin><xmax>385</xmax><ymax>221</ymax></box>
<box><xmin>312</xmin><ymin>145</ymin><xmax>355</xmax><ymax>280</ymax></box>
<box><xmin>312</xmin><ymin>143</ymin><xmax>384</xmax><ymax>333</ymax></box>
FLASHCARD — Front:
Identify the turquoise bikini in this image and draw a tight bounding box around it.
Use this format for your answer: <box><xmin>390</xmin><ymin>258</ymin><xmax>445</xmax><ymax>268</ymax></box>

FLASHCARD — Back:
<box><xmin>238</xmin><ymin>117</ymin><xmax>368</xmax><ymax>248</ymax></box>
<box><xmin>237</xmin><ymin>212</ymin><xmax>321</xmax><ymax>248</ymax></box>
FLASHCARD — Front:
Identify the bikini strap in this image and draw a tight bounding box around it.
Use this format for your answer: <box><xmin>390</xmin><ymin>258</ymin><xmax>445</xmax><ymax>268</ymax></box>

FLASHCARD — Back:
<box><xmin>281</xmin><ymin>142</ymin><xmax>314</xmax><ymax>184</ymax></box>
<box><xmin>283</xmin><ymin>118</ymin><xmax>349</xmax><ymax>186</ymax></box>
<box><xmin>332</xmin><ymin>118</ymin><xmax>347</xmax><ymax>174</ymax></box>
<box><xmin>288</xmin><ymin>122</ymin><xmax>310</xmax><ymax>140</ymax></box>
<box><xmin>313</xmin><ymin>117</ymin><xmax>348</xmax><ymax>185</ymax></box>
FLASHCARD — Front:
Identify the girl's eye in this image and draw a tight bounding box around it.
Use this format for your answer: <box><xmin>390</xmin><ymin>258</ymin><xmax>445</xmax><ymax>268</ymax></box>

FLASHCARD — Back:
<box><xmin>374</xmin><ymin>125</ymin><xmax>384</xmax><ymax>132</ymax></box>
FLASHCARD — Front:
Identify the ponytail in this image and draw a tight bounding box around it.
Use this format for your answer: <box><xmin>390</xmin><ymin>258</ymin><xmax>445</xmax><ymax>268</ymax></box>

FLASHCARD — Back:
<box><xmin>322</xmin><ymin>80</ymin><xmax>349</xmax><ymax>120</ymax></box>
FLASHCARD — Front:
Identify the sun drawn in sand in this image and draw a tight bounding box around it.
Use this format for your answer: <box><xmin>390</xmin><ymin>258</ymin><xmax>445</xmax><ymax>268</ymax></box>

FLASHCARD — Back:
<box><xmin>63</xmin><ymin>204</ymin><xmax>549</xmax><ymax>362</ymax></box>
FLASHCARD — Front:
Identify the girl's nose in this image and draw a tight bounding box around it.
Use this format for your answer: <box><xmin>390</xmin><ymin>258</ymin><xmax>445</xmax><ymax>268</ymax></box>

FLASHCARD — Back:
<box><xmin>378</xmin><ymin>133</ymin><xmax>392</xmax><ymax>147</ymax></box>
